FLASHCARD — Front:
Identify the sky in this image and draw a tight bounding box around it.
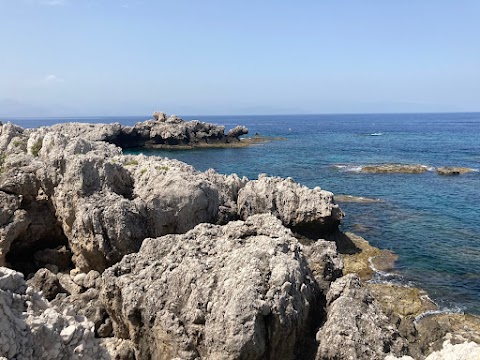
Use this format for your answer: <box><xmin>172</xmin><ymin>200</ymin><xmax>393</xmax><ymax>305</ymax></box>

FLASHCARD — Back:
<box><xmin>0</xmin><ymin>0</ymin><xmax>479</xmax><ymax>116</ymax></box>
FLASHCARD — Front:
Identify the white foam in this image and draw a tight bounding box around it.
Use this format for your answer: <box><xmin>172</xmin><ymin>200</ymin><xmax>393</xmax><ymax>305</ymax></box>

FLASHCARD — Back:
<box><xmin>366</xmin><ymin>256</ymin><xmax>407</xmax><ymax>286</ymax></box>
<box><xmin>333</xmin><ymin>164</ymin><xmax>363</xmax><ymax>173</ymax></box>
<box><xmin>369</xmin><ymin>132</ymin><xmax>384</xmax><ymax>136</ymax></box>
<box><xmin>414</xmin><ymin>307</ymin><xmax>464</xmax><ymax>324</ymax></box>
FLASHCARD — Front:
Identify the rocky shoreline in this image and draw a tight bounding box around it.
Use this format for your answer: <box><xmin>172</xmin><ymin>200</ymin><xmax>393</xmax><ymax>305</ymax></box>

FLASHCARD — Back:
<box><xmin>1</xmin><ymin>117</ymin><xmax>479</xmax><ymax>359</ymax></box>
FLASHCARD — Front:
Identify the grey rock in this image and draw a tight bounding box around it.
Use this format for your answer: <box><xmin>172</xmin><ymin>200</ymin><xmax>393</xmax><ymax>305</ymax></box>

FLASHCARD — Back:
<box><xmin>152</xmin><ymin>111</ymin><xmax>167</xmax><ymax>122</ymax></box>
<box><xmin>227</xmin><ymin>125</ymin><xmax>249</xmax><ymax>139</ymax></box>
<box><xmin>315</xmin><ymin>274</ymin><xmax>407</xmax><ymax>359</ymax></box>
<box><xmin>27</xmin><ymin>268</ymin><xmax>65</xmax><ymax>301</ymax></box>
<box><xmin>102</xmin><ymin>214</ymin><xmax>328</xmax><ymax>360</ymax></box>
<box><xmin>237</xmin><ymin>175</ymin><xmax>343</xmax><ymax>236</ymax></box>
<box><xmin>1</xmin><ymin>119</ymin><xmax>343</xmax><ymax>275</ymax></box>
<box><xmin>0</xmin><ymin>266</ymin><xmax>127</xmax><ymax>360</ymax></box>
<box><xmin>303</xmin><ymin>239</ymin><xmax>343</xmax><ymax>293</ymax></box>
<box><xmin>99</xmin><ymin>113</ymin><xmax>246</xmax><ymax>148</ymax></box>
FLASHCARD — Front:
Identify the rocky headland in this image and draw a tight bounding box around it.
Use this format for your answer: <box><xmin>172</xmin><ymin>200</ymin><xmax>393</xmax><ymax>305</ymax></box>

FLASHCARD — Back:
<box><xmin>34</xmin><ymin>111</ymin><xmax>274</xmax><ymax>150</ymax></box>
<box><xmin>1</xmin><ymin>117</ymin><xmax>479</xmax><ymax>359</ymax></box>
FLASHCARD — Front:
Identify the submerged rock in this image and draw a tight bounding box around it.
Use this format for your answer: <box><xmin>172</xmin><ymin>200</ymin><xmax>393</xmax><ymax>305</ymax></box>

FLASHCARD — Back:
<box><xmin>334</xmin><ymin>194</ymin><xmax>383</xmax><ymax>203</ymax></box>
<box><xmin>361</xmin><ymin>164</ymin><xmax>429</xmax><ymax>174</ymax></box>
<box><xmin>436</xmin><ymin>166</ymin><xmax>475</xmax><ymax>175</ymax></box>
<box><xmin>337</xmin><ymin>232</ymin><xmax>397</xmax><ymax>280</ymax></box>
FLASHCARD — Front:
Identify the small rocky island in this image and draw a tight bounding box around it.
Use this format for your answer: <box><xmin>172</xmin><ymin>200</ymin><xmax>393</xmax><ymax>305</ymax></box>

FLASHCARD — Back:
<box><xmin>0</xmin><ymin>116</ymin><xmax>479</xmax><ymax>359</ymax></box>
<box><xmin>42</xmin><ymin>111</ymin><xmax>268</xmax><ymax>150</ymax></box>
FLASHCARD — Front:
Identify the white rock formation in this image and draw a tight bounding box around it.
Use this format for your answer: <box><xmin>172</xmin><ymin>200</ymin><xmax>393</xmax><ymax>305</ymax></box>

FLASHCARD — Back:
<box><xmin>0</xmin><ymin>266</ymin><xmax>134</xmax><ymax>359</ymax></box>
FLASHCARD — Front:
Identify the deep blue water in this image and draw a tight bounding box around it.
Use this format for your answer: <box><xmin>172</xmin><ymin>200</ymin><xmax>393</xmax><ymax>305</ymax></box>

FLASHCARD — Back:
<box><xmin>5</xmin><ymin>113</ymin><xmax>480</xmax><ymax>314</ymax></box>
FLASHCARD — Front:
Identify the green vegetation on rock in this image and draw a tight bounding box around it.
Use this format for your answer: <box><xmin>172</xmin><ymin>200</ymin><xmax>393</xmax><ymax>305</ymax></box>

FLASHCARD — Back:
<box><xmin>31</xmin><ymin>140</ymin><xmax>43</xmax><ymax>157</ymax></box>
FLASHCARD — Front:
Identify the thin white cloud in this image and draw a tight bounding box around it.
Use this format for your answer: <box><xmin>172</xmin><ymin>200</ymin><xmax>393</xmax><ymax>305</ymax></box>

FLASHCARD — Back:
<box><xmin>44</xmin><ymin>74</ymin><xmax>64</xmax><ymax>83</ymax></box>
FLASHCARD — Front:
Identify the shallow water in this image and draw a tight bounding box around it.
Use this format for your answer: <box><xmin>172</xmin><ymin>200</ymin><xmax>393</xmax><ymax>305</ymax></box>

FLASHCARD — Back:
<box><xmin>7</xmin><ymin>112</ymin><xmax>480</xmax><ymax>314</ymax></box>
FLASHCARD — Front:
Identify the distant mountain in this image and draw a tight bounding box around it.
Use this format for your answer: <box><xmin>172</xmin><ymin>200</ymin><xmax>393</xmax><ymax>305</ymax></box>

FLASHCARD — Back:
<box><xmin>0</xmin><ymin>99</ymin><xmax>76</xmax><ymax>118</ymax></box>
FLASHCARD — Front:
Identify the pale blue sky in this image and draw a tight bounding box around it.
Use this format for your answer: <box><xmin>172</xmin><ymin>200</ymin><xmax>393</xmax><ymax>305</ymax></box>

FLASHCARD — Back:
<box><xmin>0</xmin><ymin>0</ymin><xmax>479</xmax><ymax>116</ymax></box>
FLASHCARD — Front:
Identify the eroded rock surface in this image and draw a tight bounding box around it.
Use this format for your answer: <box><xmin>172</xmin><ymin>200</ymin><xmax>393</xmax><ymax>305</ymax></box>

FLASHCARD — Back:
<box><xmin>2</xmin><ymin>118</ymin><xmax>478</xmax><ymax>359</ymax></box>
<box><xmin>237</xmin><ymin>175</ymin><xmax>343</xmax><ymax>236</ymax></box>
<box><xmin>0</xmin><ymin>121</ymin><xmax>341</xmax><ymax>273</ymax></box>
<box><xmin>315</xmin><ymin>274</ymin><xmax>408</xmax><ymax>360</ymax></box>
<box><xmin>0</xmin><ymin>266</ymin><xmax>133</xmax><ymax>359</ymax></box>
<box><xmin>102</xmin><ymin>214</ymin><xmax>342</xmax><ymax>360</ymax></box>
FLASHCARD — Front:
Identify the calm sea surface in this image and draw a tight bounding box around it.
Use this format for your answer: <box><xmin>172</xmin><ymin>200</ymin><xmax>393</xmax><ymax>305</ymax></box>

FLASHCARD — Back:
<box><xmin>6</xmin><ymin>113</ymin><xmax>480</xmax><ymax>314</ymax></box>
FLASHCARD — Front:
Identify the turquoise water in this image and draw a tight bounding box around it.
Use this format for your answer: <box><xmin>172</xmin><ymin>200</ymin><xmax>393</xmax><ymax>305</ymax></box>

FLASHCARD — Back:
<box><xmin>7</xmin><ymin>113</ymin><xmax>480</xmax><ymax>314</ymax></box>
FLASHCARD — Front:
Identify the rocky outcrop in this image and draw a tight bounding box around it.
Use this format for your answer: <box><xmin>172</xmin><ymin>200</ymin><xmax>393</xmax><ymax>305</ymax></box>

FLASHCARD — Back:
<box><xmin>101</xmin><ymin>214</ymin><xmax>342</xmax><ymax>360</ymax></box>
<box><xmin>315</xmin><ymin>274</ymin><xmax>408</xmax><ymax>359</ymax></box>
<box><xmin>339</xmin><ymin>232</ymin><xmax>480</xmax><ymax>359</ymax></box>
<box><xmin>113</xmin><ymin>115</ymin><xmax>233</xmax><ymax>148</ymax></box>
<box><xmin>2</xmin><ymin>118</ymin><xmax>478</xmax><ymax>359</ymax></box>
<box><xmin>361</xmin><ymin>164</ymin><xmax>429</xmax><ymax>174</ymax></box>
<box><xmin>0</xmin><ymin>266</ymin><xmax>134</xmax><ymax>359</ymax></box>
<box><xmin>336</xmin><ymin>163</ymin><xmax>478</xmax><ymax>176</ymax></box>
<box><xmin>386</xmin><ymin>339</ymin><xmax>480</xmax><ymax>360</ymax></box>
<box><xmin>227</xmin><ymin>125</ymin><xmax>249</xmax><ymax>139</ymax></box>
<box><xmin>436</xmin><ymin>166</ymin><xmax>475</xmax><ymax>175</ymax></box>
<box><xmin>0</xmin><ymin>121</ymin><xmax>341</xmax><ymax>274</ymax></box>
<box><xmin>237</xmin><ymin>175</ymin><xmax>343</xmax><ymax>237</ymax></box>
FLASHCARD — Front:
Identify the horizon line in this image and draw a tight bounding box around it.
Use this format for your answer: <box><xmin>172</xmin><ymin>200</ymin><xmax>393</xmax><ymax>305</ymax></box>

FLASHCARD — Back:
<box><xmin>2</xmin><ymin>110</ymin><xmax>480</xmax><ymax>120</ymax></box>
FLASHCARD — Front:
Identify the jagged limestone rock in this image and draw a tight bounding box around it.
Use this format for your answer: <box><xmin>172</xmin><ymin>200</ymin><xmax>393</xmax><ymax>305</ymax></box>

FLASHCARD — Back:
<box><xmin>237</xmin><ymin>174</ymin><xmax>343</xmax><ymax>236</ymax></box>
<box><xmin>315</xmin><ymin>274</ymin><xmax>408</xmax><ymax>360</ymax></box>
<box><xmin>102</xmin><ymin>214</ymin><xmax>341</xmax><ymax>360</ymax></box>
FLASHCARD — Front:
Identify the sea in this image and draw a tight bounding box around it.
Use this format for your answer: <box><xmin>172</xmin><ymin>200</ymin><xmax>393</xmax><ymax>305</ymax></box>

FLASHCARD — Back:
<box><xmin>4</xmin><ymin>112</ymin><xmax>480</xmax><ymax>314</ymax></box>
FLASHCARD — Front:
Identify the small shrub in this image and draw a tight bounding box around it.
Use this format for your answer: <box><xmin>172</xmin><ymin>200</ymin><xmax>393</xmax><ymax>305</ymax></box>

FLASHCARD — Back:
<box><xmin>140</xmin><ymin>168</ymin><xmax>147</xmax><ymax>175</ymax></box>
<box><xmin>124</xmin><ymin>160</ymin><xmax>139</xmax><ymax>166</ymax></box>
<box><xmin>0</xmin><ymin>153</ymin><xmax>6</xmax><ymax>173</ymax></box>
<box><xmin>13</xmin><ymin>140</ymin><xmax>22</xmax><ymax>147</ymax></box>
<box><xmin>155</xmin><ymin>165</ymin><xmax>170</xmax><ymax>172</ymax></box>
<box><xmin>31</xmin><ymin>140</ymin><xmax>43</xmax><ymax>157</ymax></box>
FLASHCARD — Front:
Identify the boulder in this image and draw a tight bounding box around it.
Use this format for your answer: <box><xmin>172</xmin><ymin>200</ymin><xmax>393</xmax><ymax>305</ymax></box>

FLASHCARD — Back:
<box><xmin>101</xmin><ymin>214</ymin><xmax>338</xmax><ymax>360</ymax></box>
<box><xmin>315</xmin><ymin>274</ymin><xmax>407</xmax><ymax>360</ymax></box>
<box><xmin>27</xmin><ymin>268</ymin><xmax>66</xmax><ymax>301</ymax></box>
<box><xmin>237</xmin><ymin>175</ymin><xmax>343</xmax><ymax>236</ymax></box>
<box><xmin>227</xmin><ymin>125</ymin><xmax>249</xmax><ymax>139</ymax></box>
<box><xmin>0</xmin><ymin>266</ymin><xmax>133</xmax><ymax>359</ymax></box>
<box><xmin>152</xmin><ymin>111</ymin><xmax>167</xmax><ymax>122</ymax></box>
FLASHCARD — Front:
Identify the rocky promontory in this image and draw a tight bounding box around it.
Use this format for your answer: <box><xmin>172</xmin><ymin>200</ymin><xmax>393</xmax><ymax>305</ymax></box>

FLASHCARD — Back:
<box><xmin>1</xmin><ymin>118</ymin><xmax>479</xmax><ymax>359</ymax></box>
<box><xmin>36</xmin><ymin>112</ymin><xmax>263</xmax><ymax>150</ymax></box>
